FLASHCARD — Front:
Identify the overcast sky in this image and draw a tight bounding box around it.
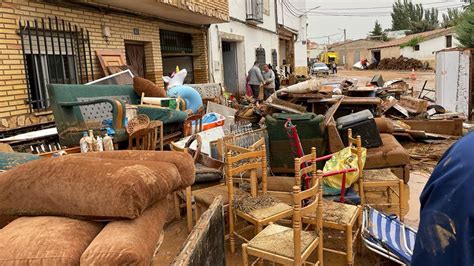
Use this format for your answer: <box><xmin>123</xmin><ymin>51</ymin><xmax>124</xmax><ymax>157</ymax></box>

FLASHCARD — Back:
<box><xmin>291</xmin><ymin>0</ymin><xmax>466</xmax><ymax>44</ymax></box>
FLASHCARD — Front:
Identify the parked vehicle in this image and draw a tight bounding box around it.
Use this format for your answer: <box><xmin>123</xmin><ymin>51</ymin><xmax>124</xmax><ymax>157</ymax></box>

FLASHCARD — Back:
<box><xmin>311</xmin><ymin>63</ymin><xmax>330</xmax><ymax>76</ymax></box>
<box><xmin>318</xmin><ymin>51</ymin><xmax>338</xmax><ymax>66</ymax></box>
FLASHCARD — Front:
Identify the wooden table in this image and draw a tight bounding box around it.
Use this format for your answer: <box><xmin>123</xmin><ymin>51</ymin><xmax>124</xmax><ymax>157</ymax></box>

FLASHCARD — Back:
<box><xmin>308</xmin><ymin>97</ymin><xmax>382</xmax><ymax>117</ymax></box>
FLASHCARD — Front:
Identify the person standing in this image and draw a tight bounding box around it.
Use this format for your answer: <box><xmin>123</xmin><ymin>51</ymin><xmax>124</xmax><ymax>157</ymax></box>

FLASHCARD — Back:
<box><xmin>262</xmin><ymin>64</ymin><xmax>275</xmax><ymax>100</ymax></box>
<box><xmin>269</xmin><ymin>64</ymin><xmax>280</xmax><ymax>91</ymax></box>
<box><xmin>248</xmin><ymin>61</ymin><xmax>264</xmax><ymax>99</ymax></box>
<box><xmin>332</xmin><ymin>61</ymin><xmax>337</xmax><ymax>74</ymax></box>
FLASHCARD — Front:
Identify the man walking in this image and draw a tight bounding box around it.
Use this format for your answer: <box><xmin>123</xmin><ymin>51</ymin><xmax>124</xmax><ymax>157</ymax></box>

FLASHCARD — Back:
<box><xmin>262</xmin><ymin>64</ymin><xmax>275</xmax><ymax>100</ymax></box>
<box><xmin>248</xmin><ymin>61</ymin><xmax>264</xmax><ymax>99</ymax></box>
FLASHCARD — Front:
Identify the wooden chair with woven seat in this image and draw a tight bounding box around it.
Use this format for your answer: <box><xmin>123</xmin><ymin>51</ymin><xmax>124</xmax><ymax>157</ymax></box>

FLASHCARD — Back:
<box><xmin>242</xmin><ymin>170</ymin><xmax>324</xmax><ymax>265</ymax></box>
<box><xmin>192</xmin><ymin>138</ymin><xmax>265</xmax><ymax>218</ymax></box>
<box><xmin>351</xmin><ymin>129</ymin><xmax>405</xmax><ymax>221</ymax></box>
<box><xmin>183</xmin><ymin>114</ymin><xmax>203</xmax><ymax>137</ymax></box>
<box><xmin>128</xmin><ymin>127</ymin><xmax>156</xmax><ymax>150</ymax></box>
<box><xmin>302</xmin><ymin>144</ymin><xmax>363</xmax><ymax>266</ymax></box>
<box><xmin>227</xmin><ymin>143</ymin><xmax>294</xmax><ymax>253</ymax></box>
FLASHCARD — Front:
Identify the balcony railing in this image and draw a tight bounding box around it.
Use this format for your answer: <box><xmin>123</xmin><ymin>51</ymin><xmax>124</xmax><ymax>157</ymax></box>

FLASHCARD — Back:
<box><xmin>246</xmin><ymin>0</ymin><xmax>263</xmax><ymax>24</ymax></box>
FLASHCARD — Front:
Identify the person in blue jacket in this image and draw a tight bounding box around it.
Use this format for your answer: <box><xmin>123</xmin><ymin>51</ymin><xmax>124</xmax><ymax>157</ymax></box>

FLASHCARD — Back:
<box><xmin>412</xmin><ymin>132</ymin><xmax>474</xmax><ymax>266</ymax></box>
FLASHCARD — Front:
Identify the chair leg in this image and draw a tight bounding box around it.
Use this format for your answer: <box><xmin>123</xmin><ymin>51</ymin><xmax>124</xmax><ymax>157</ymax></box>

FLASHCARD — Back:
<box><xmin>242</xmin><ymin>243</ymin><xmax>249</xmax><ymax>266</ymax></box>
<box><xmin>346</xmin><ymin>223</ymin><xmax>353</xmax><ymax>266</ymax></box>
<box><xmin>185</xmin><ymin>186</ymin><xmax>193</xmax><ymax>232</ymax></box>
<box><xmin>399</xmin><ymin>180</ymin><xmax>405</xmax><ymax>222</ymax></box>
<box><xmin>173</xmin><ymin>191</ymin><xmax>181</xmax><ymax>220</ymax></box>
<box><xmin>387</xmin><ymin>186</ymin><xmax>392</xmax><ymax>207</ymax></box>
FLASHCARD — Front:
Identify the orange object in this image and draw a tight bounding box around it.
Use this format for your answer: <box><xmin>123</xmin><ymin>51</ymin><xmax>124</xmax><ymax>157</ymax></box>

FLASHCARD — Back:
<box><xmin>202</xmin><ymin>113</ymin><xmax>225</xmax><ymax>131</ymax></box>
<box><xmin>410</xmin><ymin>68</ymin><xmax>417</xmax><ymax>80</ymax></box>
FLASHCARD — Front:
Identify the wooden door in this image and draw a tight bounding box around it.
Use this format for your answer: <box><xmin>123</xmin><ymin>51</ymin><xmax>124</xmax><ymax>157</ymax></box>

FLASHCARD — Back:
<box><xmin>125</xmin><ymin>43</ymin><xmax>146</xmax><ymax>77</ymax></box>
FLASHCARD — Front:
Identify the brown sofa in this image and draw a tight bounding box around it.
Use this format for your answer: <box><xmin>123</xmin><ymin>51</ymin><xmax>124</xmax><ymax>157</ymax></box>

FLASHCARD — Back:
<box><xmin>328</xmin><ymin>117</ymin><xmax>410</xmax><ymax>183</ymax></box>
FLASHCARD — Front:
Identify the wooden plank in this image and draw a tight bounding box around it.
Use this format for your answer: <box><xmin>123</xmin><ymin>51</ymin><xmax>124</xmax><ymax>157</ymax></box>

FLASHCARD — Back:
<box><xmin>172</xmin><ymin>196</ymin><xmax>225</xmax><ymax>266</ymax></box>
<box><xmin>308</xmin><ymin>97</ymin><xmax>381</xmax><ymax>105</ymax></box>
<box><xmin>402</xmin><ymin>119</ymin><xmax>463</xmax><ymax>136</ymax></box>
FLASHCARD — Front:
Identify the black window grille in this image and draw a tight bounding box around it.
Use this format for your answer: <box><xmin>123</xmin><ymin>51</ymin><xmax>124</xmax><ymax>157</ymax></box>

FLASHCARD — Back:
<box><xmin>160</xmin><ymin>30</ymin><xmax>193</xmax><ymax>53</ymax></box>
<box><xmin>256</xmin><ymin>46</ymin><xmax>266</xmax><ymax>68</ymax></box>
<box><xmin>271</xmin><ymin>49</ymin><xmax>277</xmax><ymax>67</ymax></box>
<box><xmin>19</xmin><ymin>17</ymin><xmax>93</xmax><ymax>112</ymax></box>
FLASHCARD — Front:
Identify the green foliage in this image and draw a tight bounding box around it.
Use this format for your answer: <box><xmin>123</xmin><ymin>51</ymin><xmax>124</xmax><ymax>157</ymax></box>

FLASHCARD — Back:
<box><xmin>391</xmin><ymin>0</ymin><xmax>439</xmax><ymax>33</ymax></box>
<box><xmin>456</xmin><ymin>5</ymin><xmax>474</xmax><ymax>47</ymax></box>
<box><xmin>400</xmin><ymin>36</ymin><xmax>424</xmax><ymax>48</ymax></box>
<box><xmin>369</xmin><ymin>20</ymin><xmax>389</xmax><ymax>41</ymax></box>
<box><xmin>442</xmin><ymin>8</ymin><xmax>463</xmax><ymax>28</ymax></box>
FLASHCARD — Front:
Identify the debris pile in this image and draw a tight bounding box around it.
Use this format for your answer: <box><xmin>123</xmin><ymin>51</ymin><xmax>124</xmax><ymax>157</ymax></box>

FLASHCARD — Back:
<box><xmin>374</xmin><ymin>56</ymin><xmax>424</xmax><ymax>71</ymax></box>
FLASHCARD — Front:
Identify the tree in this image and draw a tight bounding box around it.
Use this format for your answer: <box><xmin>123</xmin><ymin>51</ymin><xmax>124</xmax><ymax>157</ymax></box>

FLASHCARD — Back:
<box><xmin>391</xmin><ymin>0</ymin><xmax>439</xmax><ymax>33</ymax></box>
<box><xmin>369</xmin><ymin>20</ymin><xmax>388</xmax><ymax>41</ymax></box>
<box><xmin>442</xmin><ymin>8</ymin><xmax>463</xmax><ymax>28</ymax></box>
<box><xmin>456</xmin><ymin>5</ymin><xmax>474</xmax><ymax>47</ymax></box>
<box><xmin>408</xmin><ymin>7</ymin><xmax>439</xmax><ymax>34</ymax></box>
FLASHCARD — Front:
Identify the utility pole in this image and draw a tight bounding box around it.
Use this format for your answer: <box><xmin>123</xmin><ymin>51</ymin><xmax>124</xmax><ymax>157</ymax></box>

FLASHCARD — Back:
<box><xmin>343</xmin><ymin>28</ymin><xmax>347</xmax><ymax>70</ymax></box>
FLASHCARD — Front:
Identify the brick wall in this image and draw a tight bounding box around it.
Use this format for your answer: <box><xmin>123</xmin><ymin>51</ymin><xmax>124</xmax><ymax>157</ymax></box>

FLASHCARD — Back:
<box><xmin>0</xmin><ymin>0</ymin><xmax>212</xmax><ymax>129</ymax></box>
<box><xmin>192</xmin><ymin>31</ymin><xmax>209</xmax><ymax>84</ymax></box>
<box><xmin>160</xmin><ymin>0</ymin><xmax>229</xmax><ymax>21</ymax></box>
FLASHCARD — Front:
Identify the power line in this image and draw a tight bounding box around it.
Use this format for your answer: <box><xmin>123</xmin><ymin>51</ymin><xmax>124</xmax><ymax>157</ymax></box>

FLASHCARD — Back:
<box><xmin>307</xmin><ymin>4</ymin><xmax>464</xmax><ymax>17</ymax></box>
<box><xmin>316</xmin><ymin>0</ymin><xmax>461</xmax><ymax>11</ymax></box>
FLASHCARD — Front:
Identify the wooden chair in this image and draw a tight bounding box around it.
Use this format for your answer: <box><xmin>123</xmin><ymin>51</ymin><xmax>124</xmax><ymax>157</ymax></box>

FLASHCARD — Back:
<box><xmin>242</xmin><ymin>170</ymin><xmax>324</xmax><ymax>265</ymax></box>
<box><xmin>180</xmin><ymin>138</ymin><xmax>264</xmax><ymax>234</ymax></box>
<box><xmin>128</xmin><ymin>127</ymin><xmax>155</xmax><ymax>150</ymax></box>
<box><xmin>350</xmin><ymin>129</ymin><xmax>405</xmax><ymax>221</ymax></box>
<box><xmin>183</xmin><ymin>114</ymin><xmax>203</xmax><ymax>137</ymax></box>
<box><xmin>302</xmin><ymin>142</ymin><xmax>363</xmax><ymax>266</ymax></box>
<box><xmin>227</xmin><ymin>143</ymin><xmax>294</xmax><ymax>253</ymax></box>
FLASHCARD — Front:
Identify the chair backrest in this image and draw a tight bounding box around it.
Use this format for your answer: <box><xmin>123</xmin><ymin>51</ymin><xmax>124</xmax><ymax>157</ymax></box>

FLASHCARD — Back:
<box><xmin>348</xmin><ymin>128</ymin><xmax>363</xmax><ymax>180</ymax></box>
<box><xmin>128</xmin><ymin>127</ymin><xmax>156</xmax><ymax>150</ymax></box>
<box><xmin>183</xmin><ymin>114</ymin><xmax>203</xmax><ymax>137</ymax></box>
<box><xmin>294</xmin><ymin>147</ymin><xmax>317</xmax><ymax>188</ymax></box>
<box><xmin>226</xmin><ymin>144</ymin><xmax>267</xmax><ymax>198</ymax></box>
<box><xmin>292</xmin><ymin>170</ymin><xmax>323</xmax><ymax>264</ymax></box>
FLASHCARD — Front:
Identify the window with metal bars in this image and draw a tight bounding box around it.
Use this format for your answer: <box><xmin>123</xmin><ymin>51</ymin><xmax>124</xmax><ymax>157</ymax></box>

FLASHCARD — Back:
<box><xmin>271</xmin><ymin>49</ymin><xmax>277</xmax><ymax>68</ymax></box>
<box><xmin>159</xmin><ymin>30</ymin><xmax>193</xmax><ymax>54</ymax></box>
<box><xmin>256</xmin><ymin>47</ymin><xmax>266</xmax><ymax>67</ymax></box>
<box><xmin>19</xmin><ymin>17</ymin><xmax>93</xmax><ymax>112</ymax></box>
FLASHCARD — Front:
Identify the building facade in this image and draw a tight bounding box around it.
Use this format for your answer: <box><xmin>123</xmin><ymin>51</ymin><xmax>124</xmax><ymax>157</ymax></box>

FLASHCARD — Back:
<box><xmin>369</xmin><ymin>28</ymin><xmax>458</xmax><ymax>68</ymax></box>
<box><xmin>328</xmin><ymin>39</ymin><xmax>383</xmax><ymax>67</ymax></box>
<box><xmin>208</xmin><ymin>0</ymin><xmax>308</xmax><ymax>96</ymax></box>
<box><xmin>0</xmin><ymin>0</ymin><xmax>228</xmax><ymax>129</ymax></box>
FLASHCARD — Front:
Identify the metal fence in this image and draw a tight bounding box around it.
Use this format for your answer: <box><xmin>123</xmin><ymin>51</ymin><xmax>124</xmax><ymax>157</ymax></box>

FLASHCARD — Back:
<box><xmin>19</xmin><ymin>17</ymin><xmax>93</xmax><ymax>112</ymax></box>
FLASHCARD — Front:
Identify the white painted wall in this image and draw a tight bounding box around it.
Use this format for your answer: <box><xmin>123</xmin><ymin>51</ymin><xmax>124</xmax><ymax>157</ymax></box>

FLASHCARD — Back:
<box><xmin>208</xmin><ymin>0</ymin><xmax>279</xmax><ymax>95</ymax></box>
<box><xmin>401</xmin><ymin>34</ymin><xmax>460</xmax><ymax>61</ymax></box>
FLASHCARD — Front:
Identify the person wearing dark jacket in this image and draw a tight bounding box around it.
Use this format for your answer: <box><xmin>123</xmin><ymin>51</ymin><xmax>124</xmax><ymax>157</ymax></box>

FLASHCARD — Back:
<box><xmin>269</xmin><ymin>64</ymin><xmax>280</xmax><ymax>91</ymax></box>
<box><xmin>412</xmin><ymin>132</ymin><xmax>474</xmax><ymax>266</ymax></box>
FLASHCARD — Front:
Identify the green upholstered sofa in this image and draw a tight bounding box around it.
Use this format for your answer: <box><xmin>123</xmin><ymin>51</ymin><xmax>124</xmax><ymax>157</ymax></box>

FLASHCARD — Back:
<box><xmin>47</xmin><ymin>84</ymin><xmax>188</xmax><ymax>146</ymax></box>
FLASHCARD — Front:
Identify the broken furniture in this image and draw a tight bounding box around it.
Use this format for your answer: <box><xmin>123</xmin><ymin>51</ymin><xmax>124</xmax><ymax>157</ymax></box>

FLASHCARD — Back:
<box><xmin>48</xmin><ymin>84</ymin><xmax>187</xmax><ymax>147</ymax></box>
<box><xmin>172</xmin><ymin>197</ymin><xmax>226</xmax><ymax>266</ymax></box>
<box><xmin>241</xmin><ymin>170</ymin><xmax>323</xmax><ymax>265</ymax></box>
<box><xmin>187</xmin><ymin>83</ymin><xmax>223</xmax><ymax>106</ymax></box>
<box><xmin>309</xmin><ymin>96</ymin><xmax>382</xmax><ymax>118</ymax></box>
<box><xmin>362</xmin><ymin>207</ymin><xmax>416</xmax><ymax>265</ymax></box>
<box><xmin>401</xmin><ymin>118</ymin><xmax>464</xmax><ymax>136</ymax></box>
<box><xmin>227</xmin><ymin>144</ymin><xmax>293</xmax><ymax>253</ymax></box>
<box><xmin>265</xmin><ymin>113</ymin><xmax>326</xmax><ymax>174</ymax></box>
<box><xmin>96</xmin><ymin>49</ymin><xmax>127</xmax><ymax>76</ymax></box>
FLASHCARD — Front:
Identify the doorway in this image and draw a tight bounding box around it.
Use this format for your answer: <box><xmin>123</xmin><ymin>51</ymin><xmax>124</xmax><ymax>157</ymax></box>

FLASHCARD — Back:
<box><xmin>222</xmin><ymin>41</ymin><xmax>238</xmax><ymax>94</ymax></box>
<box><xmin>125</xmin><ymin>42</ymin><xmax>146</xmax><ymax>77</ymax></box>
<box><xmin>372</xmin><ymin>50</ymin><xmax>381</xmax><ymax>63</ymax></box>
